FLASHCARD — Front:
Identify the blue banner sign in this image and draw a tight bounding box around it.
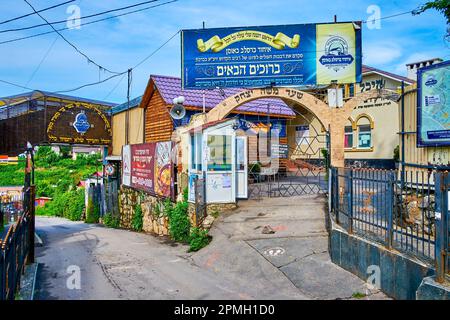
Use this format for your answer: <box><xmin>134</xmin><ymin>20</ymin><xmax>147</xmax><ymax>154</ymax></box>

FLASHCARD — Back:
<box><xmin>417</xmin><ymin>60</ymin><xmax>450</xmax><ymax>147</ymax></box>
<box><xmin>181</xmin><ymin>22</ymin><xmax>361</xmax><ymax>89</ymax></box>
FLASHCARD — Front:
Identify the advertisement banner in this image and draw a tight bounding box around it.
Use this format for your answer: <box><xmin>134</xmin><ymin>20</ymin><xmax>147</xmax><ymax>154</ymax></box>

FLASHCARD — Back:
<box><xmin>122</xmin><ymin>142</ymin><xmax>173</xmax><ymax>197</ymax></box>
<box><xmin>122</xmin><ymin>145</ymin><xmax>131</xmax><ymax>186</ymax></box>
<box><xmin>417</xmin><ymin>60</ymin><xmax>450</xmax><ymax>146</ymax></box>
<box><xmin>130</xmin><ymin>143</ymin><xmax>156</xmax><ymax>192</ymax></box>
<box><xmin>181</xmin><ymin>22</ymin><xmax>361</xmax><ymax>89</ymax></box>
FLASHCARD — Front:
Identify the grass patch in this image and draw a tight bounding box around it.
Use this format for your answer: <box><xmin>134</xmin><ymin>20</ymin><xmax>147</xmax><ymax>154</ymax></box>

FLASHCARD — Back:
<box><xmin>352</xmin><ymin>292</ymin><xmax>367</xmax><ymax>299</ymax></box>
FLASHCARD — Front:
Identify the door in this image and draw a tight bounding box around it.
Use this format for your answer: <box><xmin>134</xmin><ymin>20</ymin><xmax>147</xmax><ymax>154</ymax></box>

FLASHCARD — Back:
<box><xmin>236</xmin><ymin>136</ymin><xmax>248</xmax><ymax>199</ymax></box>
<box><xmin>204</xmin><ymin>130</ymin><xmax>236</xmax><ymax>203</ymax></box>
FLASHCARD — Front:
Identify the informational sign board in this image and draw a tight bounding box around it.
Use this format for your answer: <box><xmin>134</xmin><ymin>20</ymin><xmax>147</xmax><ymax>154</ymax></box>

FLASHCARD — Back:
<box><xmin>271</xmin><ymin>143</ymin><xmax>289</xmax><ymax>159</ymax></box>
<box><xmin>122</xmin><ymin>142</ymin><xmax>173</xmax><ymax>198</ymax></box>
<box><xmin>417</xmin><ymin>60</ymin><xmax>450</xmax><ymax>146</ymax></box>
<box><xmin>181</xmin><ymin>22</ymin><xmax>361</xmax><ymax>89</ymax></box>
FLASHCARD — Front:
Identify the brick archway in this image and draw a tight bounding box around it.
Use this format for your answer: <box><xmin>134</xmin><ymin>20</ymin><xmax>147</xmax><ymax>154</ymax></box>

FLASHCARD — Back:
<box><xmin>203</xmin><ymin>87</ymin><xmax>382</xmax><ymax>167</ymax></box>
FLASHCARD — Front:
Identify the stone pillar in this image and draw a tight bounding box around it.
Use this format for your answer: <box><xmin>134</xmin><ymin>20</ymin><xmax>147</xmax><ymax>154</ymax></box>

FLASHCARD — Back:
<box><xmin>329</xmin><ymin>108</ymin><xmax>346</xmax><ymax>168</ymax></box>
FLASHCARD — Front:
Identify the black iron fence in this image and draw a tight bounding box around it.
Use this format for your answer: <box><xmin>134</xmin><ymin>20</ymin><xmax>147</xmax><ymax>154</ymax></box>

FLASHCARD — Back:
<box><xmin>0</xmin><ymin>186</ymin><xmax>34</xmax><ymax>300</ymax></box>
<box><xmin>330</xmin><ymin>167</ymin><xmax>449</xmax><ymax>280</ymax></box>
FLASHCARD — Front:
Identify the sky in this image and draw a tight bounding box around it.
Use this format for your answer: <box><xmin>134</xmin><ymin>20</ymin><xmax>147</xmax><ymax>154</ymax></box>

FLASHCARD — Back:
<box><xmin>0</xmin><ymin>0</ymin><xmax>448</xmax><ymax>104</ymax></box>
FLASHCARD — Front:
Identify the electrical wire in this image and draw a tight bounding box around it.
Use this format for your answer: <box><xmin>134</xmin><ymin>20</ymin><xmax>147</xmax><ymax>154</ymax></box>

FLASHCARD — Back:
<box><xmin>0</xmin><ymin>0</ymin><xmax>76</xmax><ymax>25</ymax></box>
<box><xmin>103</xmin><ymin>73</ymin><xmax>126</xmax><ymax>100</ymax></box>
<box><xmin>362</xmin><ymin>9</ymin><xmax>417</xmax><ymax>24</ymax></box>
<box><xmin>1</xmin><ymin>0</ymin><xmax>161</xmax><ymax>33</ymax></box>
<box><xmin>0</xmin><ymin>79</ymin><xmax>34</xmax><ymax>91</ymax></box>
<box><xmin>23</xmin><ymin>0</ymin><xmax>121</xmax><ymax>75</ymax></box>
<box><xmin>0</xmin><ymin>0</ymin><xmax>179</xmax><ymax>46</ymax></box>
<box><xmin>25</xmin><ymin>36</ymin><xmax>58</xmax><ymax>87</ymax></box>
<box><xmin>132</xmin><ymin>29</ymin><xmax>180</xmax><ymax>69</ymax></box>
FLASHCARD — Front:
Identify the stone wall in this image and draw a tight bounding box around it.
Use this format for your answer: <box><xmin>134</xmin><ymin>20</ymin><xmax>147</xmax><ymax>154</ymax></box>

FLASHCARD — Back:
<box><xmin>119</xmin><ymin>186</ymin><xmax>172</xmax><ymax>235</ymax></box>
<box><xmin>119</xmin><ymin>186</ymin><xmax>237</xmax><ymax>236</ymax></box>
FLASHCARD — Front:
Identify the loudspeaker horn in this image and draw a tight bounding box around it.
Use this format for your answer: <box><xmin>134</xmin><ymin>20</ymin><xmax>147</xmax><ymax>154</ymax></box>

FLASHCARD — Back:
<box><xmin>170</xmin><ymin>104</ymin><xmax>186</xmax><ymax>120</ymax></box>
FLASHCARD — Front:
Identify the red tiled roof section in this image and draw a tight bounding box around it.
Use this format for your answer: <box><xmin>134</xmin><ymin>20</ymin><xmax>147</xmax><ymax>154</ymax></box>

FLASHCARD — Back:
<box><xmin>362</xmin><ymin>65</ymin><xmax>414</xmax><ymax>84</ymax></box>
<box><xmin>151</xmin><ymin>75</ymin><xmax>295</xmax><ymax>117</ymax></box>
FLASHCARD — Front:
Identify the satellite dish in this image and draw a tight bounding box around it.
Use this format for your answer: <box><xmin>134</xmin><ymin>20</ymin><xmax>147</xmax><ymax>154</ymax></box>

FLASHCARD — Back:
<box><xmin>170</xmin><ymin>104</ymin><xmax>186</xmax><ymax>120</ymax></box>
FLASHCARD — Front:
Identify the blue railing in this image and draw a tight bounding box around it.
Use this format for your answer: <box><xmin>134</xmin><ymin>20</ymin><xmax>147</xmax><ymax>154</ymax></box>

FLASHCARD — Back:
<box><xmin>331</xmin><ymin>167</ymin><xmax>449</xmax><ymax>278</ymax></box>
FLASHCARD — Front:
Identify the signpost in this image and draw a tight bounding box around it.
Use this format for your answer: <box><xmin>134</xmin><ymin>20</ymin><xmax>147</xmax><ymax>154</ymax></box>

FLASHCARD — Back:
<box><xmin>417</xmin><ymin>60</ymin><xmax>450</xmax><ymax>147</ymax></box>
<box><xmin>181</xmin><ymin>22</ymin><xmax>361</xmax><ymax>89</ymax></box>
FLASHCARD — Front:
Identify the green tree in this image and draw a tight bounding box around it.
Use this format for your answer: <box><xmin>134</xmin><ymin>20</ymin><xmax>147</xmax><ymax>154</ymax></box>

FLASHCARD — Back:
<box><xmin>414</xmin><ymin>1</ymin><xmax>450</xmax><ymax>24</ymax></box>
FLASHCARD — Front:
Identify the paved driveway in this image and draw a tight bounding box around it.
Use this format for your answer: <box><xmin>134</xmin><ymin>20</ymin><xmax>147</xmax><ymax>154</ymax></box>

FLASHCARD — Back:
<box><xmin>191</xmin><ymin>194</ymin><xmax>388</xmax><ymax>300</ymax></box>
<box><xmin>34</xmin><ymin>194</ymin><xmax>388</xmax><ymax>300</ymax></box>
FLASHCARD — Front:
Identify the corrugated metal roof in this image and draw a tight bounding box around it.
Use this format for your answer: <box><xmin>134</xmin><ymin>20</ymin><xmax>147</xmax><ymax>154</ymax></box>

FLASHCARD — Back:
<box><xmin>0</xmin><ymin>91</ymin><xmax>117</xmax><ymax>108</ymax></box>
<box><xmin>111</xmin><ymin>96</ymin><xmax>142</xmax><ymax>114</ymax></box>
<box><xmin>151</xmin><ymin>75</ymin><xmax>295</xmax><ymax>117</ymax></box>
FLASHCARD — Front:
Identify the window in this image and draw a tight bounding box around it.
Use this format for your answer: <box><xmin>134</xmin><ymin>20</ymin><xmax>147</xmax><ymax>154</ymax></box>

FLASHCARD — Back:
<box><xmin>295</xmin><ymin>125</ymin><xmax>309</xmax><ymax>145</ymax></box>
<box><xmin>344</xmin><ymin>126</ymin><xmax>353</xmax><ymax>148</ymax></box>
<box><xmin>349</xmin><ymin>83</ymin><xmax>355</xmax><ymax>97</ymax></box>
<box><xmin>207</xmin><ymin>135</ymin><xmax>232</xmax><ymax>171</ymax></box>
<box><xmin>236</xmin><ymin>138</ymin><xmax>245</xmax><ymax>171</ymax></box>
<box><xmin>358</xmin><ymin>124</ymin><xmax>372</xmax><ymax>148</ymax></box>
<box><xmin>190</xmin><ymin>133</ymin><xmax>202</xmax><ymax>171</ymax></box>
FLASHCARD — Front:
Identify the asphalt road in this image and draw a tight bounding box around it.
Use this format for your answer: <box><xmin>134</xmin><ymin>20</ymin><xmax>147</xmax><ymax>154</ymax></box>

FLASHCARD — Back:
<box><xmin>34</xmin><ymin>195</ymin><xmax>388</xmax><ymax>300</ymax></box>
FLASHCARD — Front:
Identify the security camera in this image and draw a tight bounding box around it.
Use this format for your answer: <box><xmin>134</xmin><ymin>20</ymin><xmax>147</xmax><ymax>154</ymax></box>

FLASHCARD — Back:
<box><xmin>172</xmin><ymin>96</ymin><xmax>185</xmax><ymax>105</ymax></box>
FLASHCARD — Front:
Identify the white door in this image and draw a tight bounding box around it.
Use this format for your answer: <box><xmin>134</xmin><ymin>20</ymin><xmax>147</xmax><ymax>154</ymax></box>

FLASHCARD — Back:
<box><xmin>204</xmin><ymin>131</ymin><xmax>235</xmax><ymax>203</ymax></box>
<box><xmin>236</xmin><ymin>136</ymin><xmax>248</xmax><ymax>199</ymax></box>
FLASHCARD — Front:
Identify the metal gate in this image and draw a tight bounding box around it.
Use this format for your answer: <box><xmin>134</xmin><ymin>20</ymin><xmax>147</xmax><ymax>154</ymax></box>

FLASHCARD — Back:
<box><xmin>248</xmin><ymin>129</ymin><xmax>330</xmax><ymax>199</ymax></box>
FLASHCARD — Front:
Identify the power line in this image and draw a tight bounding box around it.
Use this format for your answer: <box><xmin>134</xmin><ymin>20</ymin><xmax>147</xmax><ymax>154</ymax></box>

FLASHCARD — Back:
<box><xmin>362</xmin><ymin>9</ymin><xmax>417</xmax><ymax>24</ymax></box>
<box><xmin>54</xmin><ymin>72</ymin><xmax>127</xmax><ymax>93</ymax></box>
<box><xmin>0</xmin><ymin>0</ymin><xmax>179</xmax><ymax>46</ymax></box>
<box><xmin>0</xmin><ymin>0</ymin><xmax>76</xmax><ymax>25</ymax></box>
<box><xmin>1</xmin><ymin>0</ymin><xmax>161</xmax><ymax>34</ymax></box>
<box><xmin>133</xmin><ymin>29</ymin><xmax>180</xmax><ymax>69</ymax></box>
<box><xmin>25</xmin><ymin>36</ymin><xmax>58</xmax><ymax>87</ymax></box>
<box><xmin>23</xmin><ymin>0</ymin><xmax>121</xmax><ymax>75</ymax></box>
<box><xmin>0</xmin><ymin>79</ymin><xmax>34</xmax><ymax>91</ymax></box>
<box><xmin>103</xmin><ymin>73</ymin><xmax>126</xmax><ymax>100</ymax></box>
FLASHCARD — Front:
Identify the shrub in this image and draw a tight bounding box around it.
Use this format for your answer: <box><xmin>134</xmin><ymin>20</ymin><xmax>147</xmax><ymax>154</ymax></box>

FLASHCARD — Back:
<box><xmin>167</xmin><ymin>197</ymin><xmax>190</xmax><ymax>243</ymax></box>
<box><xmin>64</xmin><ymin>188</ymin><xmax>85</xmax><ymax>221</ymax></box>
<box><xmin>103</xmin><ymin>213</ymin><xmax>120</xmax><ymax>228</ymax></box>
<box><xmin>85</xmin><ymin>198</ymin><xmax>99</xmax><ymax>223</ymax></box>
<box><xmin>393</xmin><ymin>145</ymin><xmax>400</xmax><ymax>162</ymax></box>
<box><xmin>131</xmin><ymin>204</ymin><xmax>143</xmax><ymax>231</ymax></box>
<box><xmin>189</xmin><ymin>227</ymin><xmax>211</xmax><ymax>252</ymax></box>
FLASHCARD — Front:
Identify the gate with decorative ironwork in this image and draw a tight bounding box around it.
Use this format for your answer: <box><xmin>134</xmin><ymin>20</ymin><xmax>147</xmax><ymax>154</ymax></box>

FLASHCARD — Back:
<box><xmin>247</xmin><ymin>128</ymin><xmax>330</xmax><ymax>199</ymax></box>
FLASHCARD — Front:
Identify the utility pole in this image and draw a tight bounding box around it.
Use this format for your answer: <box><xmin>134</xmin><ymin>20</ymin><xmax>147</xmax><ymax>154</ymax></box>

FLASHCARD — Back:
<box><xmin>125</xmin><ymin>68</ymin><xmax>132</xmax><ymax>145</ymax></box>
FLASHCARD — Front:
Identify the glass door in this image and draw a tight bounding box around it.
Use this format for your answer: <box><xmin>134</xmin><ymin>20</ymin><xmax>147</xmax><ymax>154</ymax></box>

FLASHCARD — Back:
<box><xmin>204</xmin><ymin>132</ymin><xmax>235</xmax><ymax>203</ymax></box>
<box><xmin>236</xmin><ymin>136</ymin><xmax>248</xmax><ymax>199</ymax></box>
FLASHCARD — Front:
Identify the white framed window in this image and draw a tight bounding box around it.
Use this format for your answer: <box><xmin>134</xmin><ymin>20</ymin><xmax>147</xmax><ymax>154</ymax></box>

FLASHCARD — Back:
<box><xmin>190</xmin><ymin>133</ymin><xmax>202</xmax><ymax>171</ymax></box>
<box><xmin>344</xmin><ymin>125</ymin><xmax>354</xmax><ymax>148</ymax></box>
<box><xmin>358</xmin><ymin>124</ymin><xmax>372</xmax><ymax>148</ymax></box>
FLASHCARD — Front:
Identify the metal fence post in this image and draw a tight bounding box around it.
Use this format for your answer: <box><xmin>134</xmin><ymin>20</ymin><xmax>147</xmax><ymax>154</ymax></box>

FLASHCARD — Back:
<box><xmin>434</xmin><ymin>171</ymin><xmax>448</xmax><ymax>283</ymax></box>
<box><xmin>347</xmin><ymin>169</ymin><xmax>353</xmax><ymax>234</ymax></box>
<box><xmin>386</xmin><ymin>171</ymin><xmax>394</xmax><ymax>249</ymax></box>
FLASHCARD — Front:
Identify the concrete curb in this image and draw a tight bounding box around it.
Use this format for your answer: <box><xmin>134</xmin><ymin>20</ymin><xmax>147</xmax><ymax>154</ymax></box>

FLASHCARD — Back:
<box><xmin>35</xmin><ymin>232</ymin><xmax>43</xmax><ymax>247</ymax></box>
<box><xmin>18</xmin><ymin>262</ymin><xmax>39</xmax><ymax>300</ymax></box>
<box><xmin>30</xmin><ymin>263</ymin><xmax>39</xmax><ymax>300</ymax></box>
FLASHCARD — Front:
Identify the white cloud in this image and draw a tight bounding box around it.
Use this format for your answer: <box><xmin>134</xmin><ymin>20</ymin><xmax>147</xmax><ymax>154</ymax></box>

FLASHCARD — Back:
<box><xmin>362</xmin><ymin>42</ymin><xmax>402</xmax><ymax>66</ymax></box>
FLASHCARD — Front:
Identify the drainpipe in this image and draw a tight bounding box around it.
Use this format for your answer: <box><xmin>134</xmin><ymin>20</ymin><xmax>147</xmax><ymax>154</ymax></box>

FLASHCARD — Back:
<box><xmin>401</xmin><ymin>81</ymin><xmax>405</xmax><ymax>189</ymax></box>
